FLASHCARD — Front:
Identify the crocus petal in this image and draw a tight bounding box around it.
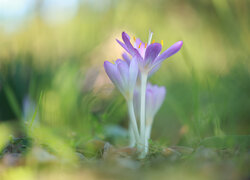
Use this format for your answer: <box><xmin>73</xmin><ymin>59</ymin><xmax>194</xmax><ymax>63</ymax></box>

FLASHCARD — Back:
<box><xmin>124</xmin><ymin>31</ymin><xmax>130</xmax><ymax>39</ymax></box>
<box><xmin>135</xmin><ymin>38</ymin><xmax>145</xmax><ymax>48</ymax></box>
<box><xmin>153</xmin><ymin>41</ymin><xmax>183</xmax><ymax>66</ymax></box>
<box><xmin>145</xmin><ymin>83</ymin><xmax>166</xmax><ymax>122</ymax></box>
<box><xmin>115</xmin><ymin>59</ymin><xmax>125</xmax><ymax>65</ymax></box>
<box><xmin>122</xmin><ymin>32</ymin><xmax>142</xmax><ymax>58</ymax></box>
<box><xmin>117</xmin><ymin>60</ymin><xmax>129</xmax><ymax>88</ymax></box>
<box><xmin>122</xmin><ymin>53</ymin><xmax>131</xmax><ymax>65</ymax></box>
<box><xmin>134</xmin><ymin>38</ymin><xmax>146</xmax><ymax>58</ymax></box>
<box><xmin>104</xmin><ymin>61</ymin><xmax>124</xmax><ymax>94</ymax></box>
<box><xmin>144</xmin><ymin>43</ymin><xmax>162</xmax><ymax>66</ymax></box>
<box><xmin>148</xmin><ymin>63</ymin><xmax>161</xmax><ymax>77</ymax></box>
<box><xmin>128</xmin><ymin>57</ymin><xmax>139</xmax><ymax>91</ymax></box>
<box><xmin>153</xmin><ymin>87</ymin><xmax>166</xmax><ymax>115</ymax></box>
<box><xmin>145</xmin><ymin>88</ymin><xmax>154</xmax><ymax>122</ymax></box>
<box><xmin>116</xmin><ymin>39</ymin><xmax>129</xmax><ymax>52</ymax></box>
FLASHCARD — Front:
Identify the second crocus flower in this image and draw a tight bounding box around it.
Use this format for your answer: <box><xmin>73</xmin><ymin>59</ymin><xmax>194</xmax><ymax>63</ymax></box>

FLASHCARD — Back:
<box><xmin>104</xmin><ymin>57</ymin><xmax>138</xmax><ymax>100</ymax></box>
<box><xmin>104</xmin><ymin>57</ymin><xmax>141</xmax><ymax>148</ymax></box>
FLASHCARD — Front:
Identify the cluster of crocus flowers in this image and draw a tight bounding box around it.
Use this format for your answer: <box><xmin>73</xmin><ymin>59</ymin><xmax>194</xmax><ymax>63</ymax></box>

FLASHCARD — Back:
<box><xmin>104</xmin><ymin>31</ymin><xmax>183</xmax><ymax>158</ymax></box>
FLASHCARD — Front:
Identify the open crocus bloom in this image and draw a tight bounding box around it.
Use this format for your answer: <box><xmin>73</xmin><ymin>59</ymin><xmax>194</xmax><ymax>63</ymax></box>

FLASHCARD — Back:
<box><xmin>104</xmin><ymin>57</ymin><xmax>138</xmax><ymax>99</ymax></box>
<box><xmin>117</xmin><ymin>32</ymin><xmax>183</xmax><ymax>74</ymax></box>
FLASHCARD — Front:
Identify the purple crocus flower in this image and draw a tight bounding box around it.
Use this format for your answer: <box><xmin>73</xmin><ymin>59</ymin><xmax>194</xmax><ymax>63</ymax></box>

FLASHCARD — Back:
<box><xmin>117</xmin><ymin>32</ymin><xmax>183</xmax><ymax>73</ymax></box>
<box><xmin>104</xmin><ymin>57</ymin><xmax>141</xmax><ymax>145</ymax></box>
<box><xmin>104</xmin><ymin>31</ymin><xmax>181</xmax><ymax>157</ymax></box>
<box><xmin>104</xmin><ymin>57</ymin><xmax>139</xmax><ymax>99</ymax></box>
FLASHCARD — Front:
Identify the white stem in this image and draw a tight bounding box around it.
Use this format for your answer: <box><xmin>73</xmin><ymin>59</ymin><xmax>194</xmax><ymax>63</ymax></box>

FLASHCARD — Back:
<box><xmin>127</xmin><ymin>99</ymin><xmax>140</xmax><ymax>146</ymax></box>
<box><xmin>146</xmin><ymin>125</ymin><xmax>152</xmax><ymax>140</ymax></box>
<box><xmin>139</xmin><ymin>72</ymin><xmax>148</xmax><ymax>158</ymax></box>
<box><xmin>129</xmin><ymin>122</ymin><xmax>135</xmax><ymax>147</ymax></box>
<box><xmin>145</xmin><ymin>125</ymin><xmax>151</xmax><ymax>154</ymax></box>
<box><xmin>146</xmin><ymin>117</ymin><xmax>153</xmax><ymax>141</ymax></box>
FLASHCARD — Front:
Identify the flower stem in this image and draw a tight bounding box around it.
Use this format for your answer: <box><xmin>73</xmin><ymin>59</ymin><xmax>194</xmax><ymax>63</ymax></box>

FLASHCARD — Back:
<box><xmin>129</xmin><ymin>122</ymin><xmax>135</xmax><ymax>147</ymax></box>
<box><xmin>139</xmin><ymin>72</ymin><xmax>148</xmax><ymax>158</ymax></box>
<box><xmin>127</xmin><ymin>99</ymin><xmax>140</xmax><ymax>146</ymax></box>
<box><xmin>145</xmin><ymin>125</ymin><xmax>151</xmax><ymax>154</ymax></box>
<box><xmin>146</xmin><ymin>124</ymin><xmax>152</xmax><ymax>142</ymax></box>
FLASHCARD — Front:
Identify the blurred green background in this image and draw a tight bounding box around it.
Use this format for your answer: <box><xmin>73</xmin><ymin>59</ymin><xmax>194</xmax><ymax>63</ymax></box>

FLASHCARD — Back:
<box><xmin>0</xmin><ymin>0</ymin><xmax>249</xmax><ymax>179</ymax></box>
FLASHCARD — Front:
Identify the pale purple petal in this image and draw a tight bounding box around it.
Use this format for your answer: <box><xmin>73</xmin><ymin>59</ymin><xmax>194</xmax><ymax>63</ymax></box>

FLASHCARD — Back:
<box><xmin>115</xmin><ymin>59</ymin><xmax>125</xmax><ymax>65</ymax></box>
<box><xmin>153</xmin><ymin>41</ymin><xmax>183</xmax><ymax>66</ymax></box>
<box><xmin>117</xmin><ymin>60</ymin><xmax>129</xmax><ymax>88</ymax></box>
<box><xmin>145</xmin><ymin>83</ymin><xmax>166</xmax><ymax>120</ymax></box>
<box><xmin>104</xmin><ymin>61</ymin><xmax>124</xmax><ymax>94</ymax></box>
<box><xmin>121</xmin><ymin>32</ymin><xmax>135</xmax><ymax>54</ymax></box>
<box><xmin>128</xmin><ymin>57</ymin><xmax>139</xmax><ymax>91</ymax></box>
<box><xmin>135</xmin><ymin>38</ymin><xmax>145</xmax><ymax>48</ymax></box>
<box><xmin>153</xmin><ymin>87</ymin><xmax>166</xmax><ymax>115</ymax></box>
<box><xmin>122</xmin><ymin>53</ymin><xmax>131</xmax><ymax>65</ymax></box>
<box><xmin>145</xmin><ymin>87</ymin><xmax>155</xmax><ymax>122</ymax></box>
<box><xmin>124</xmin><ymin>32</ymin><xmax>130</xmax><ymax>39</ymax></box>
<box><xmin>148</xmin><ymin>63</ymin><xmax>161</xmax><ymax>77</ymax></box>
<box><xmin>116</xmin><ymin>39</ymin><xmax>129</xmax><ymax>52</ymax></box>
<box><xmin>144</xmin><ymin>43</ymin><xmax>162</xmax><ymax>65</ymax></box>
<box><xmin>135</xmin><ymin>38</ymin><xmax>147</xmax><ymax>58</ymax></box>
<box><xmin>104</xmin><ymin>61</ymin><xmax>119</xmax><ymax>83</ymax></box>
<box><xmin>122</xmin><ymin>32</ymin><xmax>142</xmax><ymax>58</ymax></box>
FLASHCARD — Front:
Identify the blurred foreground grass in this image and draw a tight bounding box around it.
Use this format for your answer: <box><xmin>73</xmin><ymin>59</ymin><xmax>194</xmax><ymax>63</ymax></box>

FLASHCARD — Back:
<box><xmin>0</xmin><ymin>0</ymin><xmax>249</xmax><ymax>179</ymax></box>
